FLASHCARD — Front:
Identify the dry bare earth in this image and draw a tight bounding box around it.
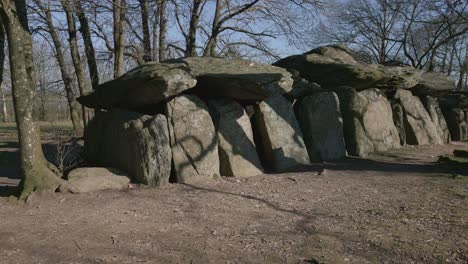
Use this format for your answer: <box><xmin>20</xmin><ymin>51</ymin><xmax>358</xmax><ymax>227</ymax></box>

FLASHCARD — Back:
<box><xmin>0</xmin><ymin>123</ymin><xmax>467</xmax><ymax>264</ymax></box>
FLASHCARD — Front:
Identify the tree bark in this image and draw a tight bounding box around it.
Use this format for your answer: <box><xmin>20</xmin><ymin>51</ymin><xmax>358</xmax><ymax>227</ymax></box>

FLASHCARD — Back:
<box><xmin>113</xmin><ymin>0</ymin><xmax>127</xmax><ymax>78</ymax></box>
<box><xmin>139</xmin><ymin>0</ymin><xmax>151</xmax><ymax>62</ymax></box>
<box><xmin>0</xmin><ymin>20</ymin><xmax>6</xmax><ymax>122</ymax></box>
<box><xmin>60</xmin><ymin>0</ymin><xmax>87</xmax><ymax>127</ymax></box>
<box><xmin>158</xmin><ymin>0</ymin><xmax>167</xmax><ymax>61</ymax></box>
<box><xmin>203</xmin><ymin>0</ymin><xmax>221</xmax><ymax>57</ymax></box>
<box><xmin>0</xmin><ymin>0</ymin><xmax>63</xmax><ymax>199</ymax></box>
<box><xmin>152</xmin><ymin>2</ymin><xmax>159</xmax><ymax>61</ymax></box>
<box><xmin>74</xmin><ymin>0</ymin><xmax>99</xmax><ymax>90</ymax></box>
<box><xmin>34</xmin><ymin>0</ymin><xmax>83</xmax><ymax>137</ymax></box>
<box><xmin>185</xmin><ymin>0</ymin><xmax>202</xmax><ymax>57</ymax></box>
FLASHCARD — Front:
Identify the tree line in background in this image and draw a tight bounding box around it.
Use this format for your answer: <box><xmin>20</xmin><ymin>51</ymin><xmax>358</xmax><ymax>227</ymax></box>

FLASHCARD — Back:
<box><xmin>0</xmin><ymin>0</ymin><xmax>466</xmax><ymax>198</ymax></box>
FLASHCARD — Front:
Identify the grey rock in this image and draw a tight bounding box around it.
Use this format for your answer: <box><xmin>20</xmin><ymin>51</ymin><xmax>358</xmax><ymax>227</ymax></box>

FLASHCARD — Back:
<box><xmin>166</xmin><ymin>95</ymin><xmax>220</xmax><ymax>183</ymax></box>
<box><xmin>274</xmin><ymin>45</ymin><xmax>422</xmax><ymax>90</ymax></box>
<box><xmin>395</xmin><ymin>89</ymin><xmax>443</xmax><ymax>145</ymax></box>
<box><xmin>67</xmin><ymin>167</ymin><xmax>130</xmax><ymax>193</ymax></box>
<box><xmin>78</xmin><ymin>63</ymin><xmax>197</xmax><ymax>111</ymax></box>
<box><xmin>421</xmin><ymin>96</ymin><xmax>451</xmax><ymax>143</ymax></box>
<box><xmin>84</xmin><ymin>110</ymin><xmax>172</xmax><ymax>186</ymax></box>
<box><xmin>335</xmin><ymin>87</ymin><xmax>400</xmax><ymax>157</ymax></box>
<box><xmin>171</xmin><ymin>57</ymin><xmax>293</xmax><ymax>100</ymax></box>
<box><xmin>392</xmin><ymin>103</ymin><xmax>406</xmax><ymax>145</ymax></box>
<box><xmin>297</xmin><ymin>91</ymin><xmax>346</xmax><ymax>161</ymax></box>
<box><xmin>209</xmin><ymin>99</ymin><xmax>263</xmax><ymax>177</ymax></box>
<box><xmin>253</xmin><ymin>95</ymin><xmax>310</xmax><ymax>172</ymax></box>
<box><xmin>443</xmin><ymin>108</ymin><xmax>468</xmax><ymax>141</ymax></box>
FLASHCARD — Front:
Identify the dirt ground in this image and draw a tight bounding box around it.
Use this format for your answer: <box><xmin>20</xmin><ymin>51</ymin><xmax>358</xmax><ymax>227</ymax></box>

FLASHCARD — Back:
<box><xmin>0</xmin><ymin>124</ymin><xmax>467</xmax><ymax>264</ymax></box>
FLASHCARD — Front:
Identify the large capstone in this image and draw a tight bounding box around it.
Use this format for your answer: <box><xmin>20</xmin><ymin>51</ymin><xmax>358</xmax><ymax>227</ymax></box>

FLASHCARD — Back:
<box><xmin>297</xmin><ymin>91</ymin><xmax>346</xmax><ymax>161</ymax></box>
<box><xmin>78</xmin><ymin>57</ymin><xmax>293</xmax><ymax>112</ymax></box>
<box><xmin>170</xmin><ymin>57</ymin><xmax>293</xmax><ymax>101</ymax></box>
<box><xmin>209</xmin><ymin>99</ymin><xmax>263</xmax><ymax>177</ymax></box>
<box><xmin>395</xmin><ymin>89</ymin><xmax>443</xmax><ymax>145</ymax></box>
<box><xmin>274</xmin><ymin>45</ymin><xmax>423</xmax><ymax>90</ymax></box>
<box><xmin>253</xmin><ymin>95</ymin><xmax>310</xmax><ymax>172</ymax></box>
<box><xmin>84</xmin><ymin>110</ymin><xmax>172</xmax><ymax>186</ymax></box>
<box><xmin>443</xmin><ymin>108</ymin><xmax>468</xmax><ymax>141</ymax></box>
<box><xmin>166</xmin><ymin>94</ymin><xmax>220</xmax><ymax>183</ymax></box>
<box><xmin>421</xmin><ymin>96</ymin><xmax>451</xmax><ymax>144</ymax></box>
<box><xmin>78</xmin><ymin>63</ymin><xmax>197</xmax><ymax>111</ymax></box>
<box><xmin>335</xmin><ymin>87</ymin><xmax>400</xmax><ymax>157</ymax></box>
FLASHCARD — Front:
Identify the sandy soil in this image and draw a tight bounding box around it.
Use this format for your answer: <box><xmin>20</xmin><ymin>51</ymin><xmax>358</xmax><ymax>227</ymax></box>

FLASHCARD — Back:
<box><xmin>0</xmin><ymin>138</ymin><xmax>467</xmax><ymax>264</ymax></box>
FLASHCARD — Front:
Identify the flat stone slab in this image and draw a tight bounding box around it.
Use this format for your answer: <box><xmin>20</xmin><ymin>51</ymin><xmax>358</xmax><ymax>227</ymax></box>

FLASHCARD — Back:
<box><xmin>67</xmin><ymin>167</ymin><xmax>130</xmax><ymax>193</ymax></box>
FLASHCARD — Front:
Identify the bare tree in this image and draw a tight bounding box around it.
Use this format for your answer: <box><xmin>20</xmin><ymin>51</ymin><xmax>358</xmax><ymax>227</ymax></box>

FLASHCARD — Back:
<box><xmin>60</xmin><ymin>0</ymin><xmax>88</xmax><ymax>125</ymax></box>
<box><xmin>33</xmin><ymin>0</ymin><xmax>84</xmax><ymax>137</ymax></box>
<box><xmin>74</xmin><ymin>0</ymin><xmax>100</xmax><ymax>90</ymax></box>
<box><xmin>112</xmin><ymin>0</ymin><xmax>127</xmax><ymax>77</ymax></box>
<box><xmin>0</xmin><ymin>21</ymin><xmax>7</xmax><ymax>122</ymax></box>
<box><xmin>0</xmin><ymin>0</ymin><xmax>63</xmax><ymax>198</ymax></box>
<box><xmin>139</xmin><ymin>0</ymin><xmax>152</xmax><ymax>61</ymax></box>
<box><xmin>158</xmin><ymin>0</ymin><xmax>167</xmax><ymax>61</ymax></box>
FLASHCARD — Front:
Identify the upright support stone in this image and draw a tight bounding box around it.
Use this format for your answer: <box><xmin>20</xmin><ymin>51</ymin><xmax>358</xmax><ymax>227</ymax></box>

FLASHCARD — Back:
<box><xmin>209</xmin><ymin>99</ymin><xmax>263</xmax><ymax>177</ymax></box>
<box><xmin>253</xmin><ymin>95</ymin><xmax>310</xmax><ymax>172</ymax></box>
<box><xmin>84</xmin><ymin>110</ymin><xmax>172</xmax><ymax>186</ymax></box>
<box><xmin>421</xmin><ymin>96</ymin><xmax>450</xmax><ymax>144</ymax></box>
<box><xmin>395</xmin><ymin>89</ymin><xmax>443</xmax><ymax>145</ymax></box>
<box><xmin>297</xmin><ymin>92</ymin><xmax>346</xmax><ymax>161</ymax></box>
<box><xmin>444</xmin><ymin>108</ymin><xmax>468</xmax><ymax>141</ymax></box>
<box><xmin>166</xmin><ymin>95</ymin><xmax>220</xmax><ymax>183</ymax></box>
<box><xmin>392</xmin><ymin>102</ymin><xmax>406</xmax><ymax>145</ymax></box>
<box><xmin>334</xmin><ymin>87</ymin><xmax>400</xmax><ymax>157</ymax></box>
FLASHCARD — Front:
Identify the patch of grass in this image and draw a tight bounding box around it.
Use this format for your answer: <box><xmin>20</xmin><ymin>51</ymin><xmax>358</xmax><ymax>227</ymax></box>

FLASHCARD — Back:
<box><xmin>438</xmin><ymin>155</ymin><xmax>468</xmax><ymax>165</ymax></box>
<box><xmin>365</xmin><ymin>208</ymin><xmax>385</xmax><ymax>216</ymax></box>
<box><xmin>447</xmin><ymin>187</ymin><xmax>468</xmax><ymax>199</ymax></box>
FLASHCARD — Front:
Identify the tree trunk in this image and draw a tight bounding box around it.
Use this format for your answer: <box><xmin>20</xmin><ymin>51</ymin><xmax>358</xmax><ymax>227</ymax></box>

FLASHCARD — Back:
<box><xmin>0</xmin><ymin>0</ymin><xmax>63</xmax><ymax>199</ymax></box>
<box><xmin>0</xmin><ymin>85</ymin><xmax>6</xmax><ymax>122</ymax></box>
<box><xmin>139</xmin><ymin>0</ymin><xmax>151</xmax><ymax>62</ymax></box>
<box><xmin>0</xmin><ymin>20</ymin><xmax>6</xmax><ymax>122</ymax></box>
<box><xmin>203</xmin><ymin>0</ymin><xmax>221</xmax><ymax>57</ymax></box>
<box><xmin>158</xmin><ymin>0</ymin><xmax>167</xmax><ymax>61</ymax></box>
<box><xmin>152</xmin><ymin>3</ymin><xmax>159</xmax><ymax>61</ymax></box>
<box><xmin>34</xmin><ymin>0</ymin><xmax>83</xmax><ymax>137</ymax></box>
<box><xmin>185</xmin><ymin>0</ymin><xmax>202</xmax><ymax>57</ymax></box>
<box><xmin>61</xmin><ymin>0</ymin><xmax>87</xmax><ymax>127</ymax></box>
<box><xmin>74</xmin><ymin>0</ymin><xmax>100</xmax><ymax>90</ymax></box>
<box><xmin>113</xmin><ymin>0</ymin><xmax>127</xmax><ymax>78</ymax></box>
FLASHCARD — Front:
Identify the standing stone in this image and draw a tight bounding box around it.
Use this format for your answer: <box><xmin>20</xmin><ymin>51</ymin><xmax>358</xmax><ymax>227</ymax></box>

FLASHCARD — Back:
<box><xmin>334</xmin><ymin>87</ymin><xmax>400</xmax><ymax>157</ymax></box>
<box><xmin>166</xmin><ymin>95</ymin><xmax>220</xmax><ymax>183</ymax></box>
<box><xmin>127</xmin><ymin>115</ymin><xmax>172</xmax><ymax>186</ymax></box>
<box><xmin>421</xmin><ymin>96</ymin><xmax>450</xmax><ymax>143</ymax></box>
<box><xmin>444</xmin><ymin>108</ymin><xmax>468</xmax><ymax>141</ymax></box>
<box><xmin>84</xmin><ymin>110</ymin><xmax>172</xmax><ymax>186</ymax></box>
<box><xmin>392</xmin><ymin>103</ymin><xmax>406</xmax><ymax>145</ymax></box>
<box><xmin>297</xmin><ymin>92</ymin><xmax>346</xmax><ymax>161</ymax></box>
<box><xmin>209</xmin><ymin>99</ymin><xmax>263</xmax><ymax>177</ymax></box>
<box><xmin>395</xmin><ymin>89</ymin><xmax>443</xmax><ymax>145</ymax></box>
<box><xmin>253</xmin><ymin>95</ymin><xmax>310</xmax><ymax>172</ymax></box>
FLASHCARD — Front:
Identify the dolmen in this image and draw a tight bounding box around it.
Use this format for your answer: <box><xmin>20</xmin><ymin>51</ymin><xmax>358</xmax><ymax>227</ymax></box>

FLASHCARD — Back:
<box><xmin>78</xmin><ymin>46</ymin><xmax>461</xmax><ymax>187</ymax></box>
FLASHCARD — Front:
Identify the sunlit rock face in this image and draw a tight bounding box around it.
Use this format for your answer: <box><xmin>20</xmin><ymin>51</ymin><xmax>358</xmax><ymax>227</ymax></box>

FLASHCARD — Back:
<box><xmin>253</xmin><ymin>95</ymin><xmax>310</xmax><ymax>172</ymax></box>
<box><xmin>421</xmin><ymin>96</ymin><xmax>451</xmax><ymax>144</ymax></box>
<box><xmin>332</xmin><ymin>87</ymin><xmax>401</xmax><ymax>157</ymax></box>
<box><xmin>166</xmin><ymin>94</ymin><xmax>220</xmax><ymax>183</ymax></box>
<box><xmin>209</xmin><ymin>99</ymin><xmax>263</xmax><ymax>177</ymax></box>
<box><xmin>395</xmin><ymin>89</ymin><xmax>443</xmax><ymax>145</ymax></box>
